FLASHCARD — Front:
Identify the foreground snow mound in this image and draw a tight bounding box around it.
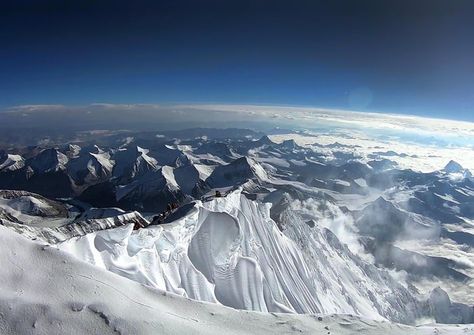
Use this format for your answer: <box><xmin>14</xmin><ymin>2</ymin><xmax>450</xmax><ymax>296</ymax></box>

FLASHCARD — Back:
<box><xmin>3</xmin><ymin>226</ymin><xmax>468</xmax><ymax>335</ymax></box>
<box><xmin>61</xmin><ymin>190</ymin><xmax>420</xmax><ymax>323</ymax></box>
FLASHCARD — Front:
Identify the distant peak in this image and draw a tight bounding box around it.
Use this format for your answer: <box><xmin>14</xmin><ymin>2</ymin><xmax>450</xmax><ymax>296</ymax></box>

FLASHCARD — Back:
<box><xmin>281</xmin><ymin>139</ymin><xmax>298</xmax><ymax>149</ymax></box>
<box><xmin>256</xmin><ymin>135</ymin><xmax>274</xmax><ymax>145</ymax></box>
<box><xmin>444</xmin><ymin>160</ymin><xmax>463</xmax><ymax>173</ymax></box>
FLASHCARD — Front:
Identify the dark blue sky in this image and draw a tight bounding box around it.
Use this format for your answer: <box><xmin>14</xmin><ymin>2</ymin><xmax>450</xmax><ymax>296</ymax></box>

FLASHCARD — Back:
<box><xmin>1</xmin><ymin>0</ymin><xmax>473</xmax><ymax>121</ymax></box>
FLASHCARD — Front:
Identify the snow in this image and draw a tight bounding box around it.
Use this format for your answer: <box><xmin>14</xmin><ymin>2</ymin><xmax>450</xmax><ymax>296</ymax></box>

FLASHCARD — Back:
<box><xmin>269</xmin><ymin>133</ymin><xmax>474</xmax><ymax>173</ymax></box>
<box><xmin>289</xmin><ymin>159</ymin><xmax>307</xmax><ymax>166</ymax></box>
<box><xmin>0</xmin><ymin>190</ymin><xmax>70</xmax><ymax>228</ymax></box>
<box><xmin>3</xmin><ymin>210</ymin><xmax>148</xmax><ymax>244</ymax></box>
<box><xmin>90</xmin><ymin>151</ymin><xmax>114</xmax><ymax>172</ymax></box>
<box><xmin>161</xmin><ymin>165</ymin><xmax>179</xmax><ymax>189</ymax></box>
<box><xmin>0</xmin><ymin>154</ymin><xmax>25</xmax><ymax>171</ymax></box>
<box><xmin>194</xmin><ymin>163</ymin><xmax>216</xmax><ymax>179</ymax></box>
<box><xmin>59</xmin><ymin>189</ymin><xmax>427</xmax><ymax>323</ymax></box>
<box><xmin>256</xmin><ymin>157</ymin><xmax>291</xmax><ymax>168</ymax></box>
<box><xmin>434</xmin><ymin>193</ymin><xmax>461</xmax><ymax>205</ymax></box>
<box><xmin>28</xmin><ymin>148</ymin><xmax>69</xmax><ymax>173</ymax></box>
<box><xmin>444</xmin><ymin>161</ymin><xmax>464</xmax><ymax>174</ymax></box>
<box><xmin>0</xmin><ymin>124</ymin><xmax>473</xmax><ymax>332</ymax></box>
<box><xmin>395</xmin><ymin>237</ymin><xmax>474</xmax><ymax>305</ymax></box>
<box><xmin>331</xmin><ymin>179</ymin><xmax>351</xmax><ymax>187</ymax></box>
<box><xmin>67</xmin><ymin>148</ymin><xmax>114</xmax><ymax>184</ymax></box>
<box><xmin>0</xmin><ymin>225</ymin><xmax>470</xmax><ymax>335</ymax></box>
<box><xmin>354</xmin><ymin>178</ymin><xmax>368</xmax><ymax>187</ymax></box>
<box><xmin>207</xmin><ymin>157</ymin><xmax>268</xmax><ymax>188</ymax></box>
<box><xmin>112</xmin><ymin>146</ymin><xmax>158</xmax><ymax>180</ymax></box>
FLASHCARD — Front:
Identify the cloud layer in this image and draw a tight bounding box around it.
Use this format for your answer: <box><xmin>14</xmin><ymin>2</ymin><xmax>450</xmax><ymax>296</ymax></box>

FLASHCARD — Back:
<box><xmin>1</xmin><ymin>103</ymin><xmax>473</xmax><ymax>172</ymax></box>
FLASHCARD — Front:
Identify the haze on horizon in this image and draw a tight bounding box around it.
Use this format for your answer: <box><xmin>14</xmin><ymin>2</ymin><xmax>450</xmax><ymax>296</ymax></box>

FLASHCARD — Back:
<box><xmin>1</xmin><ymin>0</ymin><xmax>474</xmax><ymax>122</ymax></box>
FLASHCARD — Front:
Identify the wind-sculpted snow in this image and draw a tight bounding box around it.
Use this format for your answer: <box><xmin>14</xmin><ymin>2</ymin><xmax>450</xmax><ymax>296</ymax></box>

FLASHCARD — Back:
<box><xmin>2</xmin><ymin>225</ymin><xmax>468</xmax><ymax>335</ymax></box>
<box><xmin>59</xmin><ymin>190</ymin><xmax>422</xmax><ymax>323</ymax></box>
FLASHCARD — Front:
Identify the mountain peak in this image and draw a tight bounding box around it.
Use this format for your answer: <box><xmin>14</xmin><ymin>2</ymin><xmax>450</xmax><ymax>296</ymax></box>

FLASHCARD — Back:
<box><xmin>280</xmin><ymin>139</ymin><xmax>298</xmax><ymax>149</ymax></box>
<box><xmin>256</xmin><ymin>135</ymin><xmax>274</xmax><ymax>145</ymax></box>
<box><xmin>207</xmin><ymin>156</ymin><xmax>267</xmax><ymax>188</ymax></box>
<box><xmin>28</xmin><ymin>148</ymin><xmax>68</xmax><ymax>173</ymax></box>
<box><xmin>444</xmin><ymin>160</ymin><xmax>464</xmax><ymax>173</ymax></box>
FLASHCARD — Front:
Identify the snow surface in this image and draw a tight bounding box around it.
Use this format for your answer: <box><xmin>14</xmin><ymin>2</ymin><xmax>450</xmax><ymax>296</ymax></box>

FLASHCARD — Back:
<box><xmin>0</xmin><ymin>154</ymin><xmax>25</xmax><ymax>171</ymax></box>
<box><xmin>3</xmin><ymin>210</ymin><xmax>148</xmax><ymax>244</ymax></box>
<box><xmin>1</xmin><ymin>216</ymin><xmax>471</xmax><ymax>334</ymax></box>
<box><xmin>59</xmin><ymin>189</ymin><xmax>431</xmax><ymax>324</ymax></box>
<box><xmin>0</xmin><ymin>190</ymin><xmax>70</xmax><ymax>228</ymax></box>
<box><xmin>161</xmin><ymin>165</ymin><xmax>179</xmax><ymax>189</ymax></box>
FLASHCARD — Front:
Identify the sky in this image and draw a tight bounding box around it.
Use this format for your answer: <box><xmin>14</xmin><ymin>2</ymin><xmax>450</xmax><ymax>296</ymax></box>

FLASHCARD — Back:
<box><xmin>1</xmin><ymin>0</ymin><xmax>473</xmax><ymax>121</ymax></box>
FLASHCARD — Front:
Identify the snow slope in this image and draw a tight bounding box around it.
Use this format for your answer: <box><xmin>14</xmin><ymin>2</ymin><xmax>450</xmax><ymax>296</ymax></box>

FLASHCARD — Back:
<box><xmin>60</xmin><ymin>189</ymin><xmax>424</xmax><ymax>324</ymax></box>
<box><xmin>0</xmin><ymin>153</ymin><xmax>25</xmax><ymax>171</ymax></box>
<box><xmin>0</xmin><ymin>190</ymin><xmax>70</xmax><ymax>227</ymax></box>
<box><xmin>0</xmin><ymin>225</ymin><xmax>470</xmax><ymax>335</ymax></box>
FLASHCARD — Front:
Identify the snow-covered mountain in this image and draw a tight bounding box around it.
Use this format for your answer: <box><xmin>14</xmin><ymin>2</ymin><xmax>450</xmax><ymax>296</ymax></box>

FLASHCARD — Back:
<box><xmin>59</xmin><ymin>190</ymin><xmax>424</xmax><ymax>323</ymax></box>
<box><xmin>0</xmin><ymin>152</ymin><xmax>25</xmax><ymax>171</ymax></box>
<box><xmin>27</xmin><ymin>148</ymin><xmax>69</xmax><ymax>174</ymax></box>
<box><xmin>0</xmin><ymin>128</ymin><xmax>473</xmax><ymax>332</ymax></box>
<box><xmin>67</xmin><ymin>145</ymin><xmax>114</xmax><ymax>185</ymax></box>
<box><xmin>112</xmin><ymin>145</ymin><xmax>158</xmax><ymax>181</ymax></box>
<box><xmin>0</xmin><ymin>190</ymin><xmax>69</xmax><ymax>227</ymax></box>
<box><xmin>207</xmin><ymin>156</ymin><xmax>268</xmax><ymax>188</ymax></box>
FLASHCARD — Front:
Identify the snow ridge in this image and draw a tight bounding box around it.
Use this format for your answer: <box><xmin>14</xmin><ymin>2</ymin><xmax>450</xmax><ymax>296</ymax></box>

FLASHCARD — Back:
<box><xmin>59</xmin><ymin>189</ymin><xmax>420</xmax><ymax>323</ymax></box>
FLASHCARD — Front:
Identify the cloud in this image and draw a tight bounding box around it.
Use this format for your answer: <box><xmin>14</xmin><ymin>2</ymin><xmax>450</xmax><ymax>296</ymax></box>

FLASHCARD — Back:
<box><xmin>270</xmin><ymin>131</ymin><xmax>474</xmax><ymax>172</ymax></box>
<box><xmin>1</xmin><ymin>103</ymin><xmax>473</xmax><ymax>169</ymax></box>
<box><xmin>5</xmin><ymin>104</ymin><xmax>67</xmax><ymax>113</ymax></box>
<box><xmin>3</xmin><ymin>102</ymin><xmax>474</xmax><ymax>137</ymax></box>
<box><xmin>186</xmin><ymin>104</ymin><xmax>474</xmax><ymax>139</ymax></box>
<box><xmin>289</xmin><ymin>197</ymin><xmax>368</xmax><ymax>257</ymax></box>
